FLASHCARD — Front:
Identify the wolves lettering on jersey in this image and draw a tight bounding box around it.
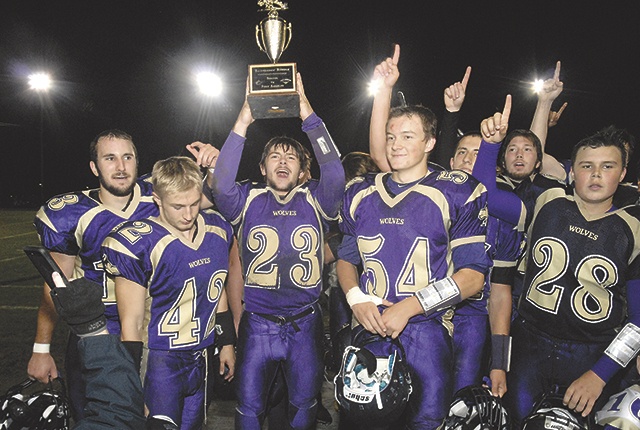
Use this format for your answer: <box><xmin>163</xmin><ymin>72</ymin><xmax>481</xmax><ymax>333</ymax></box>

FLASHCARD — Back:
<box><xmin>233</xmin><ymin>180</ymin><xmax>330</xmax><ymax>314</ymax></box>
<box><xmin>34</xmin><ymin>176</ymin><xmax>157</xmax><ymax>325</ymax></box>
<box><xmin>518</xmin><ymin>187</ymin><xmax>640</xmax><ymax>342</ymax></box>
<box><xmin>101</xmin><ymin>211</ymin><xmax>233</xmax><ymax>351</ymax></box>
<box><xmin>341</xmin><ymin>172</ymin><xmax>491</xmax><ymax>322</ymax></box>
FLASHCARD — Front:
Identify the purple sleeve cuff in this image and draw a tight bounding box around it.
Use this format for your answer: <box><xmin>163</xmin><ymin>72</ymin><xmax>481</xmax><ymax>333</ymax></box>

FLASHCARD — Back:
<box><xmin>301</xmin><ymin>112</ymin><xmax>322</xmax><ymax>132</ymax></box>
<box><xmin>591</xmin><ymin>279</ymin><xmax>640</xmax><ymax>382</ymax></box>
<box><xmin>591</xmin><ymin>355</ymin><xmax>620</xmax><ymax>383</ymax></box>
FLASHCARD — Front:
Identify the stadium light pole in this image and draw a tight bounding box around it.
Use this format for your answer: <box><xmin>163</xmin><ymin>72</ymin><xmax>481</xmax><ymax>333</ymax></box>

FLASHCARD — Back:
<box><xmin>28</xmin><ymin>72</ymin><xmax>51</xmax><ymax>203</ymax></box>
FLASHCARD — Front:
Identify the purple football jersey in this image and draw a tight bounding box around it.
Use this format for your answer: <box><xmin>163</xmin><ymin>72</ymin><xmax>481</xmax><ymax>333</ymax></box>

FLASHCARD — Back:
<box><xmin>34</xmin><ymin>176</ymin><xmax>157</xmax><ymax>327</ymax></box>
<box><xmin>231</xmin><ymin>181</ymin><xmax>330</xmax><ymax>314</ymax></box>
<box><xmin>102</xmin><ymin>210</ymin><xmax>233</xmax><ymax>350</ymax></box>
<box><xmin>340</xmin><ymin>171</ymin><xmax>491</xmax><ymax>322</ymax></box>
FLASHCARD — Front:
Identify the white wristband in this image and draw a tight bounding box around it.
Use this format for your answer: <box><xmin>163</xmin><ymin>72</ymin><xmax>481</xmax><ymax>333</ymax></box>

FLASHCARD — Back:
<box><xmin>208</xmin><ymin>167</ymin><xmax>215</xmax><ymax>175</ymax></box>
<box><xmin>415</xmin><ymin>276</ymin><xmax>462</xmax><ymax>316</ymax></box>
<box><xmin>33</xmin><ymin>343</ymin><xmax>50</xmax><ymax>353</ymax></box>
<box><xmin>345</xmin><ymin>287</ymin><xmax>384</xmax><ymax>308</ymax></box>
<box><xmin>605</xmin><ymin>322</ymin><xmax>640</xmax><ymax>367</ymax></box>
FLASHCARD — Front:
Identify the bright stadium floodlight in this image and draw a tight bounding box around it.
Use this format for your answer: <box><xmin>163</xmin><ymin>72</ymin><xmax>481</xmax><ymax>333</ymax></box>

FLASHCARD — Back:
<box><xmin>368</xmin><ymin>79</ymin><xmax>381</xmax><ymax>97</ymax></box>
<box><xmin>197</xmin><ymin>72</ymin><xmax>222</xmax><ymax>97</ymax></box>
<box><xmin>28</xmin><ymin>73</ymin><xmax>52</xmax><ymax>92</ymax></box>
<box><xmin>532</xmin><ymin>79</ymin><xmax>544</xmax><ymax>93</ymax></box>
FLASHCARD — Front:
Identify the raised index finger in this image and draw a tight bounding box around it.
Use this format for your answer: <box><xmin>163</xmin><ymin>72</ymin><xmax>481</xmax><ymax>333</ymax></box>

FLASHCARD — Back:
<box><xmin>554</xmin><ymin>61</ymin><xmax>561</xmax><ymax>81</ymax></box>
<box><xmin>557</xmin><ymin>101</ymin><xmax>568</xmax><ymax>116</ymax></box>
<box><xmin>501</xmin><ymin>94</ymin><xmax>512</xmax><ymax>126</ymax></box>
<box><xmin>461</xmin><ymin>66</ymin><xmax>471</xmax><ymax>90</ymax></box>
<box><xmin>391</xmin><ymin>44</ymin><xmax>400</xmax><ymax>66</ymax></box>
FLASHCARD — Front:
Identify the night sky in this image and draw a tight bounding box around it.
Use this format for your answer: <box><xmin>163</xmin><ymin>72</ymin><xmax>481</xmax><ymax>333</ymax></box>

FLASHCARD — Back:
<box><xmin>1</xmin><ymin>1</ymin><xmax>639</xmax><ymax>207</ymax></box>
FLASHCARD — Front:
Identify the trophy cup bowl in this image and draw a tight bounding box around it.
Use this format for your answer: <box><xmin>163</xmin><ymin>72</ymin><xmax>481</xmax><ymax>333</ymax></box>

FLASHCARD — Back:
<box><xmin>256</xmin><ymin>16</ymin><xmax>291</xmax><ymax>64</ymax></box>
<box><xmin>248</xmin><ymin>11</ymin><xmax>299</xmax><ymax>119</ymax></box>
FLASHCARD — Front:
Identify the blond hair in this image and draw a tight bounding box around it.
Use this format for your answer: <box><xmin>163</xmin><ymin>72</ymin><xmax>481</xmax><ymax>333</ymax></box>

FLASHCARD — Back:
<box><xmin>152</xmin><ymin>156</ymin><xmax>203</xmax><ymax>197</ymax></box>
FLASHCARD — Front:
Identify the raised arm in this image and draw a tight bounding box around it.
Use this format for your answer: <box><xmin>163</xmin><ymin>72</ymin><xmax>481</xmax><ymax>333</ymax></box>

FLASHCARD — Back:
<box><xmin>530</xmin><ymin>61</ymin><xmax>567</xmax><ymax>181</ymax></box>
<box><xmin>434</xmin><ymin>66</ymin><xmax>471</xmax><ymax>166</ymax></box>
<box><xmin>474</xmin><ymin>95</ymin><xmax>526</xmax><ymax>225</ymax></box>
<box><xmin>369</xmin><ymin>44</ymin><xmax>400</xmax><ymax>173</ymax></box>
<box><xmin>208</xmin><ymin>82</ymin><xmax>255</xmax><ymax>220</ymax></box>
<box><xmin>298</xmin><ymin>73</ymin><xmax>345</xmax><ymax>217</ymax></box>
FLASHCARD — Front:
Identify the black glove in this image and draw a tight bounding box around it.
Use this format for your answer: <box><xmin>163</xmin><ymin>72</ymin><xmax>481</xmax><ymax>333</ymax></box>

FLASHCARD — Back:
<box><xmin>50</xmin><ymin>277</ymin><xmax>107</xmax><ymax>337</ymax></box>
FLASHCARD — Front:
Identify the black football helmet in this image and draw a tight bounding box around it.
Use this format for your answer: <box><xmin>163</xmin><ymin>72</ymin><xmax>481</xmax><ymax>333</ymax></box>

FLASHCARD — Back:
<box><xmin>441</xmin><ymin>385</ymin><xmax>511</xmax><ymax>430</ymax></box>
<box><xmin>0</xmin><ymin>378</ymin><xmax>70</xmax><ymax>430</ymax></box>
<box><xmin>334</xmin><ymin>328</ymin><xmax>412</xmax><ymax>425</ymax></box>
<box><xmin>522</xmin><ymin>386</ymin><xmax>589</xmax><ymax>430</ymax></box>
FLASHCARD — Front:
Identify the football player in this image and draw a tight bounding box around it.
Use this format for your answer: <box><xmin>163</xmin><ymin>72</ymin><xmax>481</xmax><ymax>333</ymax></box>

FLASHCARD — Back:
<box><xmin>28</xmin><ymin>130</ymin><xmax>157</xmax><ymax>419</ymax></box>
<box><xmin>450</xmin><ymin>132</ymin><xmax>525</xmax><ymax>398</ymax></box>
<box><xmin>205</xmin><ymin>73</ymin><xmax>345</xmax><ymax>430</ymax></box>
<box><xmin>102</xmin><ymin>156</ymin><xmax>236</xmax><ymax>429</ymax></box>
<box><xmin>366</xmin><ymin>45</ymin><xmax>523</xmax><ymax>400</ymax></box>
<box><xmin>477</xmin><ymin>96</ymin><xmax>640</xmax><ymax>424</ymax></box>
<box><xmin>27</xmin><ymin>130</ymin><xmax>220</xmax><ymax>419</ymax></box>
<box><xmin>339</xmin><ymin>88</ymin><xmax>491</xmax><ymax>430</ymax></box>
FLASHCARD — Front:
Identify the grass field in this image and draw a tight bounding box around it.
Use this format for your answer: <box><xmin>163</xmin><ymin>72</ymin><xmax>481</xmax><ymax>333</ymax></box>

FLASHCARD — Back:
<box><xmin>0</xmin><ymin>209</ymin><xmax>69</xmax><ymax>394</ymax></box>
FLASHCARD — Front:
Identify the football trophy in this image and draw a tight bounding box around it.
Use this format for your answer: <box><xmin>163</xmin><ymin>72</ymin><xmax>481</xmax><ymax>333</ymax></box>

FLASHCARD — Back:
<box><xmin>248</xmin><ymin>0</ymin><xmax>299</xmax><ymax>119</ymax></box>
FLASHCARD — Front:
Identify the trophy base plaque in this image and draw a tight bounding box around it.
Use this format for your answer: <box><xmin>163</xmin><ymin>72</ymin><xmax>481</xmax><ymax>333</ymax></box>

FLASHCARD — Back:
<box><xmin>248</xmin><ymin>62</ymin><xmax>299</xmax><ymax>119</ymax></box>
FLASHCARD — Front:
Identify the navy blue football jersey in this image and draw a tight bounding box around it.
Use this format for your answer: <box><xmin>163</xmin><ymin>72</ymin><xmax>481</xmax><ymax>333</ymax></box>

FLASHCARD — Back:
<box><xmin>518</xmin><ymin>186</ymin><xmax>640</xmax><ymax>342</ymax></box>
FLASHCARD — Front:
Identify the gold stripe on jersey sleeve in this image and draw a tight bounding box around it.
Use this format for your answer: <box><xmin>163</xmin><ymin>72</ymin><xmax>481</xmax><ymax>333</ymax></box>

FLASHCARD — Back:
<box><xmin>464</xmin><ymin>182</ymin><xmax>487</xmax><ymax>206</ymax></box>
<box><xmin>149</xmin><ymin>235</ymin><xmax>178</xmax><ymax>286</ymax></box>
<box><xmin>528</xmin><ymin>187</ymin><xmax>566</xmax><ymax>234</ymax></box>
<box><xmin>236</xmin><ymin>188</ymin><xmax>269</xmax><ymax>226</ymax></box>
<box><xmin>617</xmin><ymin>210</ymin><xmax>640</xmax><ymax>265</ymax></box>
<box><xmin>450</xmin><ymin>235</ymin><xmax>485</xmax><ymax>249</ymax></box>
<box><xmin>493</xmin><ymin>260</ymin><xmax>517</xmax><ymax>268</ymax></box>
<box><xmin>75</xmin><ymin>206</ymin><xmax>107</xmax><ymax>250</ymax></box>
<box><xmin>205</xmin><ymin>225</ymin><xmax>228</xmax><ymax>242</ymax></box>
<box><xmin>35</xmin><ymin>207</ymin><xmax>57</xmax><ymax>233</ymax></box>
<box><xmin>306</xmin><ymin>191</ymin><xmax>334</xmax><ymax>225</ymax></box>
<box><xmin>516</xmin><ymin>201</ymin><xmax>527</xmax><ymax>232</ymax></box>
<box><xmin>102</xmin><ymin>236</ymin><xmax>139</xmax><ymax>260</ymax></box>
<box><xmin>349</xmin><ymin>185</ymin><xmax>379</xmax><ymax>220</ymax></box>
